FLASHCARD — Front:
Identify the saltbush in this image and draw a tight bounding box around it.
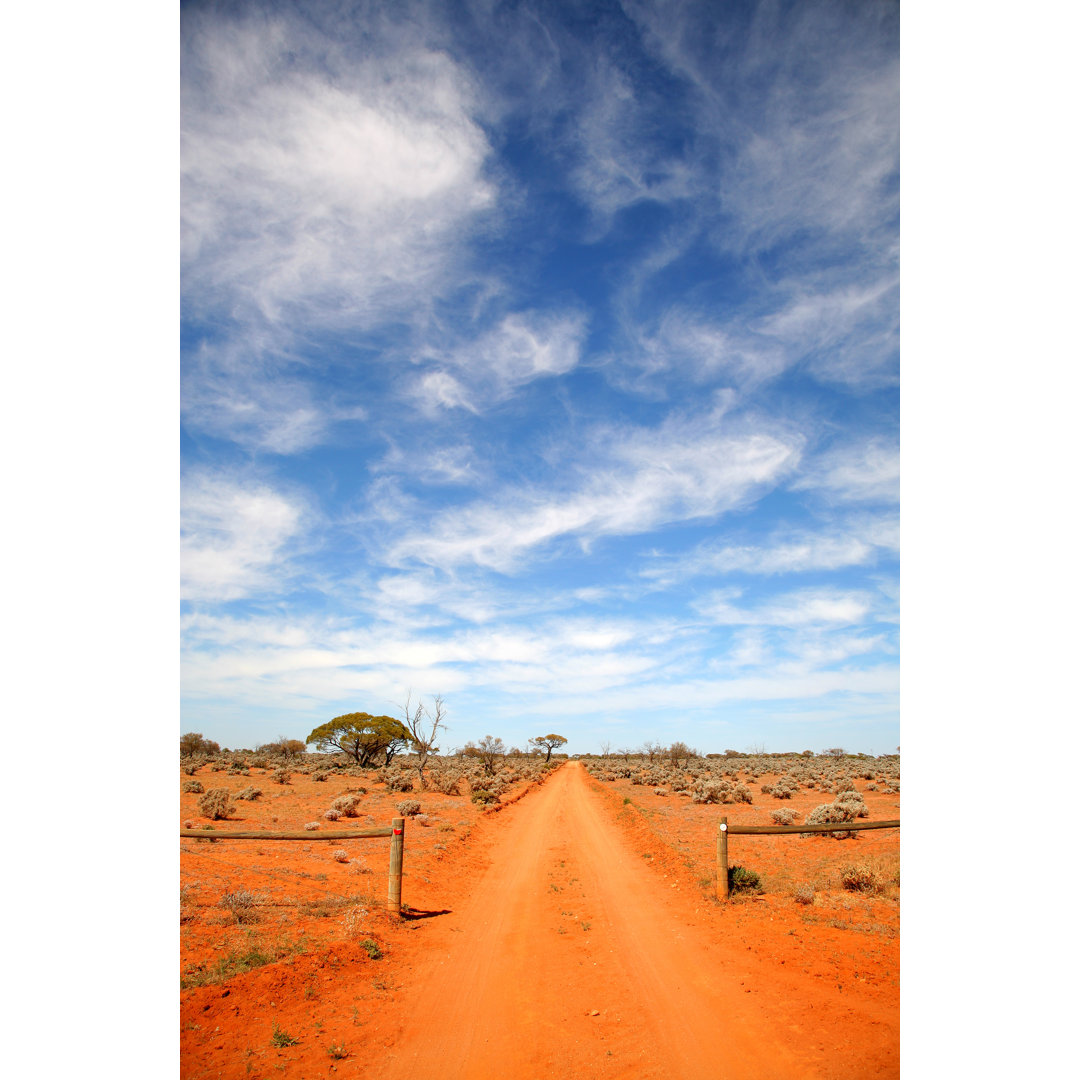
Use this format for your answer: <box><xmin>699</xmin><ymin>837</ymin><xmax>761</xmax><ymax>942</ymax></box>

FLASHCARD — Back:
<box><xmin>331</xmin><ymin>794</ymin><xmax>362</xmax><ymax>817</ymax></box>
<box><xmin>840</xmin><ymin>864</ymin><xmax>879</xmax><ymax>892</ymax></box>
<box><xmin>396</xmin><ymin>800</ymin><xmax>421</xmax><ymax>816</ymax></box>
<box><xmin>183</xmin><ymin>779</ymin><xmax>204</xmax><ymax>794</ymax></box>
<box><xmin>197</xmin><ymin>788</ymin><xmax>233</xmax><ymax>820</ymax></box>
<box><xmin>728</xmin><ymin>865</ymin><xmax>762</xmax><ymax>894</ymax></box>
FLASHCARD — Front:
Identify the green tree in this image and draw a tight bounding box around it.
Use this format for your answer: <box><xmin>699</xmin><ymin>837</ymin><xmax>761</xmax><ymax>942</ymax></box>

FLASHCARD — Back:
<box><xmin>529</xmin><ymin>733</ymin><xmax>567</xmax><ymax>763</ymax></box>
<box><xmin>306</xmin><ymin>713</ymin><xmax>413</xmax><ymax>767</ymax></box>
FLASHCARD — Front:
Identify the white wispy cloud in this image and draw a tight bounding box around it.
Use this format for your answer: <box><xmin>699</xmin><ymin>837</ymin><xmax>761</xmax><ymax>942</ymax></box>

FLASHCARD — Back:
<box><xmin>693</xmin><ymin>586</ymin><xmax>875</xmax><ymax>627</ymax></box>
<box><xmin>181</xmin><ymin>6</ymin><xmax>498</xmax><ymax>450</ymax></box>
<box><xmin>409</xmin><ymin>310</ymin><xmax>587</xmax><ymax>414</ymax></box>
<box><xmin>621</xmin><ymin>0</ymin><xmax>899</xmax><ymax>253</ymax></box>
<box><xmin>794</xmin><ymin>438</ymin><xmax>900</xmax><ymax>503</ymax></box>
<box><xmin>181</xmin><ymin>473</ymin><xmax>310</xmax><ymax>601</ymax></box>
<box><xmin>388</xmin><ymin>408</ymin><xmax>802</xmax><ymax>571</ymax></box>
<box><xmin>182</xmin><ymin>11</ymin><xmax>494</xmax><ymax>328</ymax></box>
<box><xmin>640</xmin><ymin>514</ymin><xmax>898</xmax><ymax>585</ymax></box>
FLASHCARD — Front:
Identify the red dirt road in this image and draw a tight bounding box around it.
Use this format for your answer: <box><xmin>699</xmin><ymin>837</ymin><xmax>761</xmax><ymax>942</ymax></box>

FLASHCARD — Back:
<box><xmin>182</xmin><ymin>761</ymin><xmax>898</xmax><ymax>1079</ymax></box>
<box><xmin>378</xmin><ymin>762</ymin><xmax>821</xmax><ymax>1080</ymax></box>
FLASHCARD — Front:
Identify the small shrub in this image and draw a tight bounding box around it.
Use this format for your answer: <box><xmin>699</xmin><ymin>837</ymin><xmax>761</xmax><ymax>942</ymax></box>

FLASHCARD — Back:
<box><xmin>183</xmin><ymin>779</ymin><xmax>204</xmax><ymax>794</ymax></box>
<box><xmin>384</xmin><ymin>774</ymin><xmax>414</xmax><ymax>793</ymax></box>
<box><xmin>396</xmin><ymin>800</ymin><xmax>421</xmax><ymax>816</ymax></box>
<box><xmin>220</xmin><ymin>889</ymin><xmax>259</xmax><ymax>924</ymax></box>
<box><xmin>331</xmin><ymin>794</ymin><xmax>362</xmax><ymax>818</ymax></box>
<box><xmin>359</xmin><ymin>938</ymin><xmax>382</xmax><ymax>959</ymax></box>
<box><xmin>471</xmin><ymin>788</ymin><xmax>499</xmax><ymax>805</ymax></box>
<box><xmin>770</xmin><ymin>776</ymin><xmax>798</xmax><ymax>799</ymax></box>
<box><xmin>271</xmin><ymin>768</ymin><xmax>291</xmax><ymax>785</ymax></box>
<box><xmin>342</xmin><ymin>905</ymin><xmax>370</xmax><ymax>938</ymax></box>
<box><xmin>803</xmin><ymin>802</ymin><xmax>857</xmax><ymax>838</ymax></box>
<box><xmin>732</xmin><ymin>783</ymin><xmax>753</xmax><ymax>804</ymax></box>
<box><xmin>728</xmin><ymin>865</ymin><xmax>762</xmax><ymax>894</ymax></box>
<box><xmin>327</xmin><ymin>1044</ymin><xmax>348</xmax><ymax>1060</ymax></box>
<box><xmin>303</xmin><ymin>821</ymin><xmax>320</xmax><ymax>831</ymax></box>
<box><xmin>794</xmin><ymin>883</ymin><xmax>815</xmax><ymax>905</ymax></box>
<box><xmin>771</xmin><ymin>807</ymin><xmax>798</xmax><ymax>825</ymax></box>
<box><xmin>324</xmin><ymin>808</ymin><xmax>342</xmax><ymax>821</ymax></box>
<box><xmin>312</xmin><ymin>771</ymin><xmax>329</xmax><ymax>782</ymax></box>
<box><xmin>197</xmin><ymin>789</ymin><xmax>233</xmax><ymax>820</ymax></box>
<box><xmin>654</xmin><ymin>788</ymin><xmax>669</xmax><ymax>796</ymax></box>
<box><xmin>840</xmin><ymin>864</ymin><xmax>879</xmax><ymax>892</ymax></box>
<box><xmin>430</xmin><ymin>770</ymin><xmax>463</xmax><ymax>795</ymax></box>
<box><xmin>332</xmin><ymin>850</ymin><xmax>349</xmax><ymax>863</ymax></box>
<box><xmin>234</xmin><ymin>786</ymin><xmax>262</xmax><ymax>801</ymax></box>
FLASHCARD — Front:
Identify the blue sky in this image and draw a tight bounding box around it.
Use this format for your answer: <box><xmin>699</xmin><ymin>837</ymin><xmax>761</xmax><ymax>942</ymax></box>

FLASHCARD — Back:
<box><xmin>180</xmin><ymin>0</ymin><xmax>899</xmax><ymax>756</ymax></box>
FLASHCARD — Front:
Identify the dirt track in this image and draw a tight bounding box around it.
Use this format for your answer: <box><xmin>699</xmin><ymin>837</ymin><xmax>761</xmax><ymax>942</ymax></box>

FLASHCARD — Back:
<box><xmin>378</xmin><ymin>762</ymin><xmax>820</xmax><ymax>1079</ymax></box>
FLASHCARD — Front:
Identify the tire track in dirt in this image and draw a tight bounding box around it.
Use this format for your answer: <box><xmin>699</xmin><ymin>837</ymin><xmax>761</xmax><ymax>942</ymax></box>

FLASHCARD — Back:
<box><xmin>379</xmin><ymin>762</ymin><xmax>822</xmax><ymax>1080</ymax></box>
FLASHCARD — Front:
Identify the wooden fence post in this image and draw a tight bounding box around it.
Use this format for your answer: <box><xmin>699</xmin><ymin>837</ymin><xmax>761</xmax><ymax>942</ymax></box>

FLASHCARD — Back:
<box><xmin>717</xmin><ymin>816</ymin><xmax>729</xmax><ymax>901</ymax></box>
<box><xmin>387</xmin><ymin>817</ymin><xmax>405</xmax><ymax>915</ymax></box>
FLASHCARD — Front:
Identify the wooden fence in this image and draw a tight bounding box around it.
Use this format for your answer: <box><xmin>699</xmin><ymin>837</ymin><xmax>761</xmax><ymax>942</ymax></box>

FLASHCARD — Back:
<box><xmin>715</xmin><ymin>815</ymin><xmax>900</xmax><ymax>900</ymax></box>
<box><xmin>180</xmin><ymin>817</ymin><xmax>407</xmax><ymax>914</ymax></box>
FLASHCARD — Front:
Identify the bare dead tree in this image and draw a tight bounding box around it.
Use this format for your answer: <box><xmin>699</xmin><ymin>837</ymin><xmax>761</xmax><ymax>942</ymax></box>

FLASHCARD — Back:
<box><xmin>401</xmin><ymin>693</ymin><xmax>447</xmax><ymax>790</ymax></box>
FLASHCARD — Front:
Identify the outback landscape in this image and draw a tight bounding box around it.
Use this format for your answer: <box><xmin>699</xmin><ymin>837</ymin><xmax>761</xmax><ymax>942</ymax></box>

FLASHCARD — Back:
<box><xmin>180</xmin><ymin>735</ymin><xmax>899</xmax><ymax>1079</ymax></box>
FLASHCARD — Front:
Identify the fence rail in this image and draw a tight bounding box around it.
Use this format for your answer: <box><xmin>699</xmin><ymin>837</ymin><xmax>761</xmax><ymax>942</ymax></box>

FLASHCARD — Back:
<box><xmin>716</xmin><ymin>815</ymin><xmax>899</xmax><ymax>900</ymax></box>
<box><xmin>180</xmin><ymin>817</ymin><xmax>406</xmax><ymax>914</ymax></box>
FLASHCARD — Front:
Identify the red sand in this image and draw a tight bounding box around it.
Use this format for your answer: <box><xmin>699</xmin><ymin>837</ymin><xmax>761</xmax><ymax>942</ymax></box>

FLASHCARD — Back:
<box><xmin>181</xmin><ymin>761</ymin><xmax>898</xmax><ymax>1078</ymax></box>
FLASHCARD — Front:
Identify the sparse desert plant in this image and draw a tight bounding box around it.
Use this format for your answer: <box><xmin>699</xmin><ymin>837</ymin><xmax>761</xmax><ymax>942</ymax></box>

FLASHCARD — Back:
<box><xmin>359</xmin><ymin>938</ymin><xmax>382</xmax><ymax>959</ymax></box>
<box><xmin>654</xmin><ymin>788</ymin><xmax>669</xmax><ymax>796</ymax></box>
<box><xmin>840</xmin><ymin>864</ymin><xmax>879</xmax><ymax>892</ymax></box>
<box><xmin>396</xmin><ymin>800</ymin><xmax>421</xmax><ymax>816</ymax></box>
<box><xmin>470</xmin><ymin>788</ymin><xmax>499</xmax><ymax>805</ymax></box>
<box><xmin>770</xmin><ymin>776</ymin><xmax>799</xmax><ymax>799</ymax></box>
<box><xmin>429</xmin><ymin>769</ymin><xmax>463</xmax><ymax>795</ymax></box>
<box><xmin>271</xmin><ymin>768</ymin><xmax>291</xmax><ymax>785</ymax></box>
<box><xmin>271</xmin><ymin>1024</ymin><xmax>299</xmax><ymax>1048</ymax></box>
<box><xmin>771</xmin><ymin>807</ymin><xmax>798</xmax><ymax>825</ymax></box>
<box><xmin>836</xmin><ymin>789</ymin><xmax>870</xmax><ymax>817</ymax></box>
<box><xmin>183</xmin><ymin>779</ymin><xmax>204</xmax><ymax>794</ymax></box>
<box><xmin>803</xmin><ymin>801</ymin><xmax>857</xmax><ymax>838</ymax></box>
<box><xmin>324</xmin><ymin>808</ymin><xmax>342</xmax><ymax>821</ymax></box>
<box><xmin>197</xmin><ymin>788</ymin><xmax>234</xmax><ymax>820</ymax></box>
<box><xmin>694</xmin><ymin>779</ymin><xmax>733</xmax><ymax>804</ymax></box>
<box><xmin>732</xmin><ymin>783</ymin><xmax>753</xmax><ymax>804</ymax></box>
<box><xmin>312</xmin><ymin>770</ymin><xmax>329</xmax><ymax>782</ymax></box>
<box><xmin>794</xmin><ymin>883</ymin><xmax>815</xmax><ymax>905</ymax></box>
<box><xmin>220</xmin><ymin>889</ymin><xmax>259</xmax><ymax>924</ymax></box>
<box><xmin>331</xmin><ymin>794</ymin><xmax>362</xmax><ymax>817</ymax></box>
<box><xmin>327</xmin><ymin>1044</ymin><xmax>348</xmax><ymax>1060</ymax></box>
<box><xmin>342</xmin><ymin>905</ymin><xmax>370</xmax><ymax>938</ymax></box>
<box><xmin>384</xmin><ymin>773</ymin><xmax>414</xmax><ymax>793</ymax></box>
<box><xmin>332</xmin><ymin>849</ymin><xmax>350</xmax><ymax>863</ymax></box>
<box><xmin>304</xmin><ymin>821</ymin><xmax>320</xmax><ymax>831</ymax></box>
<box><xmin>728</xmin><ymin>865</ymin><xmax>763</xmax><ymax>894</ymax></box>
<box><xmin>234</xmin><ymin>786</ymin><xmax>262</xmax><ymax>801</ymax></box>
